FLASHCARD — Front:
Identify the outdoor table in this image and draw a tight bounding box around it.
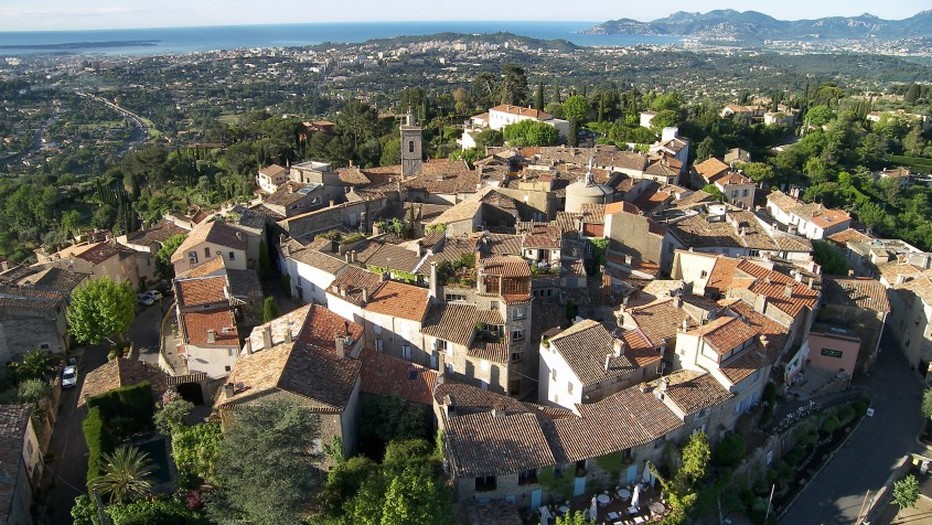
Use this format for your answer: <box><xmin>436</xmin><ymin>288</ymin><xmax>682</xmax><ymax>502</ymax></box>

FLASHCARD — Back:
<box><xmin>617</xmin><ymin>488</ymin><xmax>631</xmax><ymax>500</ymax></box>
<box><xmin>649</xmin><ymin>501</ymin><xmax>666</xmax><ymax>515</ymax></box>
<box><xmin>627</xmin><ymin>505</ymin><xmax>639</xmax><ymax>515</ymax></box>
<box><xmin>607</xmin><ymin>511</ymin><xmax>619</xmax><ymax>520</ymax></box>
<box><xmin>597</xmin><ymin>494</ymin><xmax>611</xmax><ymax>506</ymax></box>
<box><xmin>558</xmin><ymin>505</ymin><xmax>570</xmax><ymax>514</ymax></box>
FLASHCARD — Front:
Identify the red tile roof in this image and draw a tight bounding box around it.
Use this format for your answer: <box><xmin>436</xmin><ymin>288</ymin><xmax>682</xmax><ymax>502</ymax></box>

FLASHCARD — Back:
<box><xmin>176</xmin><ymin>276</ymin><xmax>227</xmax><ymax>307</ymax></box>
<box><xmin>359</xmin><ymin>348</ymin><xmax>437</xmax><ymax>405</ymax></box>
<box><xmin>364</xmin><ymin>280</ymin><xmax>430</xmax><ymax>322</ymax></box>
<box><xmin>181</xmin><ymin>310</ymin><xmax>239</xmax><ymax>347</ymax></box>
<box><xmin>690</xmin><ymin>315</ymin><xmax>758</xmax><ymax>355</ymax></box>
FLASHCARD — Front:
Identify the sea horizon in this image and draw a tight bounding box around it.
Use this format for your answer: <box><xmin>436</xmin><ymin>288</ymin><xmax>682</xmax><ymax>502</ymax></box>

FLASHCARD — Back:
<box><xmin>0</xmin><ymin>21</ymin><xmax>681</xmax><ymax>57</ymax></box>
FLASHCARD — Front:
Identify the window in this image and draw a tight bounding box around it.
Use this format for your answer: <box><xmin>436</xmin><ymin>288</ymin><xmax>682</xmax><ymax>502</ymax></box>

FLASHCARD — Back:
<box><xmin>731</xmin><ymin>190</ymin><xmax>738</xmax><ymax>198</ymax></box>
<box><xmin>508</xmin><ymin>379</ymin><xmax>520</xmax><ymax>395</ymax></box>
<box><xmin>475</xmin><ymin>476</ymin><xmax>497</xmax><ymax>492</ymax></box>
<box><xmin>511</xmin><ymin>307</ymin><xmax>526</xmax><ymax>320</ymax></box>
<box><xmin>518</xmin><ymin>469</ymin><xmax>538</xmax><ymax>485</ymax></box>
<box><xmin>700</xmin><ymin>270</ymin><xmax>708</xmax><ymax>278</ymax></box>
<box><xmin>551</xmin><ymin>368</ymin><xmax>557</xmax><ymax>381</ymax></box>
<box><xmin>228</xmin><ymin>348</ymin><xmax>236</xmax><ymax>357</ymax></box>
<box><xmin>510</xmin><ymin>351</ymin><xmax>521</xmax><ymax>363</ymax></box>
<box><xmin>39</xmin><ymin>343</ymin><xmax>50</xmax><ymax>350</ymax></box>
<box><xmin>402</xmin><ymin>344</ymin><xmax>412</xmax><ymax>360</ymax></box>
<box><xmin>567</xmin><ymin>381</ymin><xmax>574</xmax><ymax>394</ymax></box>
<box><xmin>408</xmin><ymin>140</ymin><xmax>415</xmax><ymax>153</ymax></box>
<box><xmin>376</xmin><ymin>339</ymin><xmax>384</xmax><ymax>352</ymax></box>
<box><xmin>228</xmin><ymin>251</ymin><xmax>236</xmax><ymax>260</ymax></box>
<box><xmin>436</xmin><ymin>339</ymin><xmax>448</xmax><ymax>352</ymax></box>
<box><xmin>742</xmin><ymin>189</ymin><xmax>749</xmax><ymax>197</ymax></box>
<box><xmin>224</xmin><ymin>366</ymin><xmax>231</xmax><ymax>372</ymax></box>
<box><xmin>445</xmin><ymin>293</ymin><xmax>466</xmax><ymax>302</ymax></box>
<box><xmin>511</xmin><ymin>329</ymin><xmax>525</xmax><ymax>341</ymax></box>
<box><xmin>204</xmin><ymin>247</ymin><xmax>211</xmax><ymax>258</ymax></box>
<box><xmin>820</xmin><ymin>348</ymin><xmax>844</xmax><ymax>359</ymax></box>
<box><xmin>490</xmin><ymin>301</ymin><xmax>499</xmax><ymax>310</ymax></box>
<box><xmin>188</xmin><ymin>251</ymin><xmax>198</xmax><ymax>264</ymax></box>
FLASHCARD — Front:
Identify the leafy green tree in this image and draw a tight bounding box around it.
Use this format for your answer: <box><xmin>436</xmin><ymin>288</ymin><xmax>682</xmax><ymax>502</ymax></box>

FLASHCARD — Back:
<box><xmin>534</xmin><ymin>82</ymin><xmax>545</xmax><ymax>111</ymax></box>
<box><xmin>695</xmin><ymin>137</ymin><xmax>714</xmax><ymax>162</ymax></box>
<box><xmin>712</xmin><ymin>432</ymin><xmax>746</xmax><ymax>468</ymax></box>
<box><xmin>262</xmin><ymin>296</ymin><xmax>279</xmax><ymax>323</ymax></box>
<box><xmin>209</xmin><ymin>398</ymin><xmax>323</xmax><ymax>525</ymax></box>
<box><xmin>650</xmin><ymin>109</ymin><xmax>679</xmax><ymax>132</ymax></box>
<box><xmin>106</xmin><ymin>497</ymin><xmax>208</xmax><ymax>525</ymax></box>
<box><xmin>562</xmin><ymin>95</ymin><xmax>590</xmax><ymax>147</ymax></box>
<box><xmin>381</xmin><ymin>465</ymin><xmax>449</xmax><ymax>525</ymax></box>
<box><xmin>155</xmin><ymin>234</ymin><xmax>186</xmax><ymax>280</ymax></box>
<box><xmin>893</xmin><ymin>474</ymin><xmax>920</xmax><ymax>510</ymax></box>
<box><xmin>380</xmin><ymin>136</ymin><xmax>400</xmax><ymax>166</ymax></box>
<box><xmin>172</xmin><ymin>422</ymin><xmax>222</xmax><ymax>485</ymax></box>
<box><xmin>805</xmin><ymin>105</ymin><xmax>835</xmax><ymax>127</ymax></box>
<box><xmin>92</xmin><ymin>447</ymin><xmax>156</xmax><ymax>504</ymax></box>
<box><xmin>922</xmin><ymin>388</ymin><xmax>932</xmax><ymax>419</ymax></box>
<box><xmin>9</xmin><ymin>349</ymin><xmax>59</xmax><ymax>382</ymax></box>
<box><xmin>358</xmin><ymin>394</ymin><xmax>429</xmax><ymax>458</ymax></box>
<box><xmin>679</xmin><ymin>431</ymin><xmax>711</xmax><ymax>485</ymax></box>
<box><xmin>66</xmin><ymin>278</ymin><xmax>136</xmax><ymax>345</ymax></box>
<box><xmin>904</xmin><ymin>83</ymin><xmax>921</xmax><ymax>104</ymax></box>
<box><xmin>812</xmin><ymin>240</ymin><xmax>849</xmax><ymax>276</ymax></box>
<box><xmin>153</xmin><ymin>398</ymin><xmax>194</xmax><ymax>435</ymax></box>
<box><xmin>503</xmin><ymin>120</ymin><xmax>559</xmax><ymax>147</ymax></box>
<box><xmin>258</xmin><ymin>238</ymin><xmax>271</xmax><ymax>279</ymax></box>
<box><xmin>737</xmin><ymin>162</ymin><xmax>774</xmax><ymax>184</ymax></box>
<box><xmin>703</xmin><ymin>184</ymin><xmax>725</xmax><ymax>202</ymax></box>
<box><xmin>497</xmin><ymin>64</ymin><xmax>529</xmax><ymax>106</ymax></box>
<box><xmin>475</xmin><ymin>129</ymin><xmax>504</xmax><ymax>150</ymax></box>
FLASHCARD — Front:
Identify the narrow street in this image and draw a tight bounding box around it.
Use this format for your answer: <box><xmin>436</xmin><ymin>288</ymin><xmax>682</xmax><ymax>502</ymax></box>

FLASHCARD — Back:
<box><xmin>42</xmin><ymin>344</ymin><xmax>108</xmax><ymax>525</ymax></box>
<box><xmin>780</xmin><ymin>338</ymin><xmax>924</xmax><ymax>524</ymax></box>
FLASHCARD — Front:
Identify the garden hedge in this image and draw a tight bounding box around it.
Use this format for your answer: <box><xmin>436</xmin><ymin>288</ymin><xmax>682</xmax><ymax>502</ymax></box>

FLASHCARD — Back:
<box><xmin>82</xmin><ymin>406</ymin><xmax>116</xmax><ymax>481</ymax></box>
<box><xmin>85</xmin><ymin>381</ymin><xmax>154</xmax><ymax>437</ymax></box>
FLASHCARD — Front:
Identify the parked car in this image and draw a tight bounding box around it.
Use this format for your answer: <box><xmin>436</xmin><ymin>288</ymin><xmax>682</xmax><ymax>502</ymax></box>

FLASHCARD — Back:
<box><xmin>62</xmin><ymin>365</ymin><xmax>78</xmax><ymax>389</ymax></box>
<box><xmin>137</xmin><ymin>292</ymin><xmax>156</xmax><ymax>306</ymax></box>
<box><xmin>146</xmin><ymin>290</ymin><xmax>164</xmax><ymax>301</ymax></box>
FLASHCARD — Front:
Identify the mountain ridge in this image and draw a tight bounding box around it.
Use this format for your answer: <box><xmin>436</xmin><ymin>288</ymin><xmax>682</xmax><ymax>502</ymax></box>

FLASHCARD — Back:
<box><xmin>586</xmin><ymin>10</ymin><xmax>932</xmax><ymax>42</ymax></box>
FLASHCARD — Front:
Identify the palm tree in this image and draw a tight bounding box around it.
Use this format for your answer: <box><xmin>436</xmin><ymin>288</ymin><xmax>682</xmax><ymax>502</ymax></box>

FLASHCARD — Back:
<box><xmin>92</xmin><ymin>446</ymin><xmax>156</xmax><ymax>503</ymax></box>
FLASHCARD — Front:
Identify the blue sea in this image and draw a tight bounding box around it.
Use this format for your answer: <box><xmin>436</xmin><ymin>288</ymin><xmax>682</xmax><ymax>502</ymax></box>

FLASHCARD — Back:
<box><xmin>0</xmin><ymin>21</ymin><xmax>679</xmax><ymax>56</ymax></box>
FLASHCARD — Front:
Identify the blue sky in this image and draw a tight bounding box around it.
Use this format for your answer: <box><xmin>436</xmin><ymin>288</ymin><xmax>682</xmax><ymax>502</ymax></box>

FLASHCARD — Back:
<box><xmin>0</xmin><ymin>0</ymin><xmax>929</xmax><ymax>32</ymax></box>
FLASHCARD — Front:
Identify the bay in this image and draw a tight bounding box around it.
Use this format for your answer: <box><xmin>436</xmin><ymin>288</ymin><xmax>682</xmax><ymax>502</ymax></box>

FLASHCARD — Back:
<box><xmin>0</xmin><ymin>21</ymin><xmax>680</xmax><ymax>56</ymax></box>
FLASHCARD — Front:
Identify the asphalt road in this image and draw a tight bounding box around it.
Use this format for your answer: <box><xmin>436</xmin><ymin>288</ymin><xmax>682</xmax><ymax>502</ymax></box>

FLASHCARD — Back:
<box><xmin>43</xmin><ymin>344</ymin><xmax>108</xmax><ymax>525</ymax></box>
<box><xmin>131</xmin><ymin>298</ymin><xmax>171</xmax><ymax>367</ymax></box>
<box><xmin>780</xmin><ymin>340</ymin><xmax>924</xmax><ymax>524</ymax></box>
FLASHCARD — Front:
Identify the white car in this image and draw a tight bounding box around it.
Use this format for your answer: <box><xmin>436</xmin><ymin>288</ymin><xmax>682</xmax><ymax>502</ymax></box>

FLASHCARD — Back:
<box><xmin>137</xmin><ymin>292</ymin><xmax>155</xmax><ymax>306</ymax></box>
<box><xmin>62</xmin><ymin>365</ymin><xmax>78</xmax><ymax>389</ymax></box>
<box><xmin>147</xmin><ymin>290</ymin><xmax>164</xmax><ymax>301</ymax></box>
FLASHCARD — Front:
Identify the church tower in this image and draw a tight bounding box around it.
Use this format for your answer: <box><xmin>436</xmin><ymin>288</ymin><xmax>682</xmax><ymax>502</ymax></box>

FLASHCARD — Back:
<box><xmin>400</xmin><ymin>112</ymin><xmax>422</xmax><ymax>177</ymax></box>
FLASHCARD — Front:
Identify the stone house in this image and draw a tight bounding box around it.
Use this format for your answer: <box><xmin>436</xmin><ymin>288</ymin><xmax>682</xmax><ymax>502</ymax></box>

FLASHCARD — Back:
<box><xmin>171</xmin><ymin>220</ymin><xmax>249</xmax><ymax>275</ymax></box>
<box><xmin>0</xmin><ymin>405</ymin><xmax>41</xmax><ymax>525</ymax></box>
<box><xmin>256</xmin><ymin>164</ymin><xmax>289</xmax><ymax>194</ymax></box>
<box><xmin>214</xmin><ymin>304</ymin><xmax>365</xmax><ymax>467</ymax></box>
<box><xmin>765</xmin><ymin>190</ymin><xmax>851</xmax><ymax>240</ymax></box>
<box><xmin>174</xmin><ymin>275</ymin><xmax>240</xmax><ymax>378</ymax></box>
<box><xmin>39</xmin><ymin>241</ymin><xmax>139</xmax><ymax>289</ymax></box>
<box><xmin>538</xmin><ymin>319</ymin><xmax>660</xmax><ymax>410</ymax></box>
<box><xmin>281</xmin><ymin>239</ymin><xmax>348</xmax><ymax>306</ymax></box>
<box><xmin>886</xmin><ymin>270</ymin><xmax>932</xmax><ymax>376</ymax></box>
<box><xmin>116</xmin><ymin>219</ymin><xmax>190</xmax><ymax>287</ymax></box>
<box><xmin>819</xmin><ymin>277</ymin><xmax>891</xmax><ymax>372</ymax></box>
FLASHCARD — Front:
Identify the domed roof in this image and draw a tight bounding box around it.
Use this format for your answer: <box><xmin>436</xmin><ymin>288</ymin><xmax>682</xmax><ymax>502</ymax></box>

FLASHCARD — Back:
<box><xmin>566</xmin><ymin>178</ymin><xmax>613</xmax><ymax>198</ymax></box>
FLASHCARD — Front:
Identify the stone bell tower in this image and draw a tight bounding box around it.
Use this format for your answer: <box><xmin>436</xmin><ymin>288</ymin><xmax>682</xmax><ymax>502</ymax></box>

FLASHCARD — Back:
<box><xmin>400</xmin><ymin>112</ymin><xmax>422</xmax><ymax>177</ymax></box>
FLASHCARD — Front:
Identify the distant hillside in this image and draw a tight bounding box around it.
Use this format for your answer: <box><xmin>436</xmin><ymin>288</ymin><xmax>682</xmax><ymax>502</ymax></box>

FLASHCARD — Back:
<box><xmin>587</xmin><ymin>9</ymin><xmax>932</xmax><ymax>43</ymax></box>
<box><xmin>312</xmin><ymin>32</ymin><xmax>579</xmax><ymax>53</ymax></box>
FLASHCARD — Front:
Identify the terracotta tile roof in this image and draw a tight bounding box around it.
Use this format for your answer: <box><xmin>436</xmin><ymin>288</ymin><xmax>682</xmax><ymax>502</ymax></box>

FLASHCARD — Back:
<box><xmin>522</xmin><ymin>224</ymin><xmax>562</xmax><ymax>249</ymax></box>
<box><xmin>467</xmin><ymin>340</ymin><xmax>509</xmax><ymax>363</ymax></box>
<box><xmin>0</xmin><ymin>284</ymin><xmax>65</xmax><ymax>309</ymax></box>
<box><xmin>422</xmin><ymin>303</ymin><xmax>502</xmax><ymax>346</ymax></box>
<box><xmin>621</xmin><ymin>329</ymin><xmax>662</xmax><ymax>368</ymax></box>
<box><xmin>720</xmin><ymin>299</ymin><xmax>789</xmax><ymax>358</ymax></box>
<box><xmin>706</xmin><ymin>257</ymin><xmax>819</xmax><ymax>318</ymax></box>
<box><xmin>822</xmin><ymin>277</ymin><xmax>891</xmax><ymax>313</ymax></box>
<box><xmin>327</xmin><ymin>266</ymin><xmax>383</xmax><ymax>307</ymax></box>
<box><xmin>263</xmin><ymin>182</ymin><xmax>318</xmax><ymax>206</ymax></box>
<box><xmin>694</xmin><ymin>158</ymin><xmax>730</xmax><ymax>183</ymax></box>
<box><xmin>124</xmin><ymin>219</ymin><xmax>189</xmax><ymax>247</ymax></box>
<box><xmin>258</xmin><ymin>164</ymin><xmax>288</xmax><ymax>178</ymax></box>
<box><xmin>16</xmin><ymin>266</ymin><xmax>86</xmax><ymax>293</ymax></box>
<box><xmin>181</xmin><ymin>309</ymin><xmax>239</xmax><ymax>347</ymax></box>
<box><xmin>794</xmin><ymin>204</ymin><xmax>850</xmax><ymax>229</ymax></box>
<box><xmin>644</xmin><ymin>160</ymin><xmax>679</xmax><ymax>179</ymax></box>
<box><xmin>897</xmin><ymin>274</ymin><xmax>932</xmax><ymax>305</ymax></box>
<box><xmin>719</xmin><ymin>346</ymin><xmax>768</xmax><ymax>385</ymax></box>
<box><xmin>245</xmin><ymin>304</ymin><xmax>314</xmax><ymax>353</ymax></box>
<box><xmin>706</xmin><ymin>257</ymin><xmax>741</xmax><ymax>296</ymax></box>
<box><xmin>359</xmin><ymin>348</ymin><xmax>437</xmax><ymax>405</ymax></box>
<box><xmin>296</xmin><ymin>303</ymin><xmax>364</xmax><ymax>352</ymax></box>
<box><xmin>435</xmin><ymin>382</ymin><xmax>532</xmax><ymax>417</ymax></box>
<box><xmin>481</xmin><ymin>256</ymin><xmax>531</xmax><ymax>278</ymax></box>
<box><xmin>490</xmin><ymin>104</ymin><xmax>552</xmax><ymax>120</ymax></box>
<box><xmin>363</xmin><ymin>243</ymin><xmax>422</xmax><ymax>273</ymax></box>
<box><xmin>672</xmin><ymin>190</ymin><xmax>714</xmax><ymax>210</ymax></box>
<box><xmin>175</xmin><ymin>276</ymin><xmax>227</xmax><ymax>307</ymax></box>
<box><xmin>878</xmin><ymin>262</ymin><xmax>924</xmax><ymax>287</ymax></box>
<box><xmin>826</xmin><ymin>228</ymin><xmax>874</xmax><ymax>246</ymax></box>
<box><xmin>364</xmin><ymin>280</ymin><xmax>430</xmax><ymax>322</ymax></box>
<box><xmin>547</xmin><ymin>320</ymin><xmax>637</xmax><ymax>386</ymax></box>
<box><xmin>75</xmin><ymin>242</ymin><xmax>120</xmax><ymax>265</ymax></box>
<box><xmin>78</xmin><ymin>358</ymin><xmax>167</xmax><ymax>407</ymax></box>
<box><xmin>579</xmin><ymin>203</ymin><xmax>607</xmax><ymax>225</ymax></box>
<box><xmin>689</xmin><ymin>315</ymin><xmax>758</xmax><ymax>355</ymax></box>
<box><xmin>652</xmin><ymin>370</ymin><xmax>732</xmax><ymax>416</ymax></box>
<box><xmin>427</xmin><ymin>199</ymin><xmax>484</xmax><ymax>226</ymax></box>
<box><xmin>445</xmin><ymin>411</ymin><xmax>555</xmax><ymax>477</ymax></box>
<box><xmin>605</xmin><ymin>201</ymin><xmax>641</xmax><ymax>215</ymax></box>
<box><xmin>627</xmin><ymin>297</ymin><xmax>694</xmax><ymax>348</ymax></box>
<box><xmin>176</xmin><ymin>257</ymin><xmax>226</xmax><ymax>279</ymax></box>
<box><xmin>544</xmin><ymin>387</ymin><xmax>682</xmax><ymax>463</ymax></box>
<box><xmin>336</xmin><ymin>167</ymin><xmax>373</xmax><ymax>186</ymax></box>
<box><xmin>0</xmin><ymin>403</ymin><xmax>29</xmax><ymax>518</ymax></box>
<box><xmin>288</xmin><ymin>243</ymin><xmax>347</xmax><ymax>275</ymax></box>
<box><xmin>171</xmin><ymin>220</ymin><xmax>247</xmax><ymax>262</ymax></box>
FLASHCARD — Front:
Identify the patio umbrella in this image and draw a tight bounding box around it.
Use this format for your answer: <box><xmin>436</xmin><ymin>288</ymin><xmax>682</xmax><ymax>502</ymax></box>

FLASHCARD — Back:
<box><xmin>589</xmin><ymin>496</ymin><xmax>598</xmax><ymax>520</ymax></box>
<box><xmin>539</xmin><ymin>506</ymin><xmax>552</xmax><ymax>525</ymax></box>
<box><xmin>642</xmin><ymin>462</ymin><xmax>653</xmax><ymax>486</ymax></box>
<box><xmin>631</xmin><ymin>484</ymin><xmax>641</xmax><ymax>508</ymax></box>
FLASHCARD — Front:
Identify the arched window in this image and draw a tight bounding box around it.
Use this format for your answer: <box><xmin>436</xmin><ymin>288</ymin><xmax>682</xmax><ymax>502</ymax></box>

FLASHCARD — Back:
<box><xmin>408</xmin><ymin>140</ymin><xmax>415</xmax><ymax>153</ymax></box>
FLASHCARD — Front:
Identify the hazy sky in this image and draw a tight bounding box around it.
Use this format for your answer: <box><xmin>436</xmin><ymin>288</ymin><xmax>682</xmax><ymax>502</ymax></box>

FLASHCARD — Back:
<box><xmin>1</xmin><ymin>0</ymin><xmax>929</xmax><ymax>32</ymax></box>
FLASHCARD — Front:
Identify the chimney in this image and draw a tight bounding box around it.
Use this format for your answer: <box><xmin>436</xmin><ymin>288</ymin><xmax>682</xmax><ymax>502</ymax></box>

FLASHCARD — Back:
<box><xmin>673</xmin><ymin>296</ymin><xmax>683</xmax><ymax>309</ymax></box>
<box><xmin>345</xmin><ymin>252</ymin><xmax>351</xmax><ymax>263</ymax></box>
<box><xmin>235</xmin><ymin>231</ymin><xmax>245</xmax><ymax>242</ymax></box>
<box><xmin>286</xmin><ymin>326</ymin><xmax>294</xmax><ymax>343</ymax></box>
<box><xmin>206</xmin><ymin>329</ymin><xmax>216</xmax><ymax>344</ymax></box>
<box><xmin>350</xmin><ymin>250</ymin><xmax>357</xmax><ymax>264</ymax></box>
<box><xmin>429</xmin><ymin>261</ymin><xmax>438</xmax><ymax>299</ymax></box>
<box><xmin>658</xmin><ymin>377</ymin><xmax>669</xmax><ymax>393</ymax></box>
<box><xmin>639</xmin><ymin>382</ymin><xmax>649</xmax><ymax>393</ymax></box>
<box><xmin>262</xmin><ymin>326</ymin><xmax>273</xmax><ymax>350</ymax></box>
<box><xmin>604</xmin><ymin>353</ymin><xmax>612</xmax><ymax>371</ymax></box>
<box><xmin>784</xmin><ymin>283</ymin><xmax>793</xmax><ymax>298</ymax></box>
<box><xmin>438</xmin><ymin>353</ymin><xmax>446</xmax><ymax>380</ymax></box>
<box><xmin>330</xmin><ymin>200</ymin><xmax>336</xmax><ymax>207</ymax></box>
<box><xmin>759</xmin><ymin>335</ymin><xmax>770</xmax><ymax>349</ymax></box>
<box><xmin>491</xmin><ymin>407</ymin><xmax>503</xmax><ymax>418</ymax></box>
<box><xmin>613</xmin><ymin>338</ymin><xmax>625</xmax><ymax>357</ymax></box>
<box><xmin>754</xmin><ymin>294</ymin><xmax>768</xmax><ymax>315</ymax></box>
<box><xmin>244</xmin><ymin>337</ymin><xmax>253</xmax><ymax>355</ymax></box>
<box><xmin>335</xmin><ymin>335</ymin><xmax>347</xmax><ymax>358</ymax></box>
<box><xmin>223</xmin><ymin>383</ymin><xmax>235</xmax><ymax>398</ymax></box>
<box><xmin>362</xmin><ymin>287</ymin><xmax>369</xmax><ymax>305</ymax></box>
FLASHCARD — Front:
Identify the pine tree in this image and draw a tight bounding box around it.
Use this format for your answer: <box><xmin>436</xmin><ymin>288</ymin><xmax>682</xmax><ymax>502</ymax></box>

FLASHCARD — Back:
<box><xmin>534</xmin><ymin>82</ymin><xmax>544</xmax><ymax>111</ymax></box>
